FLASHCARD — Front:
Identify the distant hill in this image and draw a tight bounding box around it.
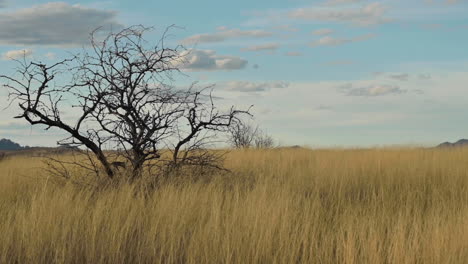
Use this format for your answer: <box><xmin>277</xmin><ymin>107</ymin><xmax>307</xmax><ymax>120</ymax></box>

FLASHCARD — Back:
<box><xmin>0</xmin><ymin>138</ymin><xmax>28</xmax><ymax>151</ymax></box>
<box><xmin>437</xmin><ymin>139</ymin><xmax>468</xmax><ymax>148</ymax></box>
<box><xmin>0</xmin><ymin>139</ymin><xmax>83</xmax><ymax>160</ymax></box>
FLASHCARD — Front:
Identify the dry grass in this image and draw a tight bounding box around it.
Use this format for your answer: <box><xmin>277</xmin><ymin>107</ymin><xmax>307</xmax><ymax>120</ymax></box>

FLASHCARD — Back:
<box><xmin>1</xmin><ymin>147</ymin><xmax>468</xmax><ymax>263</ymax></box>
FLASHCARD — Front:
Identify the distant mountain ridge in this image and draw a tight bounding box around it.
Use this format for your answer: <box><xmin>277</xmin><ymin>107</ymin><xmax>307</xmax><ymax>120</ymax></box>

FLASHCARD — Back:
<box><xmin>0</xmin><ymin>138</ymin><xmax>28</xmax><ymax>151</ymax></box>
<box><xmin>437</xmin><ymin>139</ymin><xmax>468</xmax><ymax>148</ymax></box>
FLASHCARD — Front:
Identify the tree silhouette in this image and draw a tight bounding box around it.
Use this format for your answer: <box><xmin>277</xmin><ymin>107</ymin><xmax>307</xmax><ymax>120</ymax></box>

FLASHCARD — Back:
<box><xmin>1</xmin><ymin>25</ymin><xmax>251</xmax><ymax>181</ymax></box>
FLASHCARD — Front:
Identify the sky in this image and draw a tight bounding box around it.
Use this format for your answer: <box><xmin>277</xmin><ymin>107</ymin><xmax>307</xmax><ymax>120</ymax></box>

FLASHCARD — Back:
<box><xmin>0</xmin><ymin>0</ymin><xmax>468</xmax><ymax>147</ymax></box>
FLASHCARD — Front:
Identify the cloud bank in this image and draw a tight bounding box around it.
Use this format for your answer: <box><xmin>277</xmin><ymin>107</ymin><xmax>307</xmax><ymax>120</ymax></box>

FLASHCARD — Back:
<box><xmin>288</xmin><ymin>3</ymin><xmax>390</xmax><ymax>26</ymax></box>
<box><xmin>310</xmin><ymin>33</ymin><xmax>375</xmax><ymax>47</ymax></box>
<box><xmin>339</xmin><ymin>83</ymin><xmax>406</xmax><ymax>96</ymax></box>
<box><xmin>2</xmin><ymin>49</ymin><xmax>33</xmax><ymax>60</ymax></box>
<box><xmin>178</xmin><ymin>49</ymin><xmax>248</xmax><ymax>71</ymax></box>
<box><xmin>222</xmin><ymin>81</ymin><xmax>289</xmax><ymax>92</ymax></box>
<box><xmin>183</xmin><ymin>28</ymin><xmax>272</xmax><ymax>44</ymax></box>
<box><xmin>0</xmin><ymin>2</ymin><xmax>122</xmax><ymax>46</ymax></box>
<box><xmin>241</xmin><ymin>43</ymin><xmax>279</xmax><ymax>52</ymax></box>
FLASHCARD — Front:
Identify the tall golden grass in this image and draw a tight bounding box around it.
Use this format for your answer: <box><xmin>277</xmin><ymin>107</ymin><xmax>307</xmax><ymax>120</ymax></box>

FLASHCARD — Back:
<box><xmin>1</xmin><ymin>147</ymin><xmax>468</xmax><ymax>263</ymax></box>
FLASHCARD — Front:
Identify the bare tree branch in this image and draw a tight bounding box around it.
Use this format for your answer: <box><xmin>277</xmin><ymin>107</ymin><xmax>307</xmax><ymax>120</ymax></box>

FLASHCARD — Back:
<box><xmin>1</xmin><ymin>25</ymin><xmax>251</xmax><ymax>183</ymax></box>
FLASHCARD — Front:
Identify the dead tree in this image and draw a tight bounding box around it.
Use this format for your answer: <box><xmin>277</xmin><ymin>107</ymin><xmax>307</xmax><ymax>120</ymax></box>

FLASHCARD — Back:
<box><xmin>229</xmin><ymin>121</ymin><xmax>275</xmax><ymax>149</ymax></box>
<box><xmin>1</xmin><ymin>25</ymin><xmax>251</xmax><ymax>181</ymax></box>
<box><xmin>228</xmin><ymin>122</ymin><xmax>258</xmax><ymax>149</ymax></box>
<box><xmin>254</xmin><ymin>130</ymin><xmax>275</xmax><ymax>149</ymax></box>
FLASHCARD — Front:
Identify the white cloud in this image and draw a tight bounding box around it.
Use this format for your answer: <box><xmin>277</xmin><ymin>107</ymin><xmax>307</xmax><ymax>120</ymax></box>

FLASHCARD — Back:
<box><xmin>273</xmin><ymin>25</ymin><xmax>299</xmax><ymax>32</ymax></box>
<box><xmin>339</xmin><ymin>83</ymin><xmax>406</xmax><ymax>96</ymax></box>
<box><xmin>325</xmin><ymin>60</ymin><xmax>354</xmax><ymax>66</ymax></box>
<box><xmin>419</xmin><ymin>74</ymin><xmax>432</xmax><ymax>80</ymax></box>
<box><xmin>313</xmin><ymin>28</ymin><xmax>334</xmax><ymax>35</ymax></box>
<box><xmin>288</xmin><ymin>2</ymin><xmax>390</xmax><ymax>26</ymax></box>
<box><xmin>353</xmin><ymin>33</ymin><xmax>376</xmax><ymax>41</ymax></box>
<box><xmin>4</xmin><ymin>67</ymin><xmax>468</xmax><ymax>147</ymax></box>
<box><xmin>177</xmin><ymin>49</ymin><xmax>248</xmax><ymax>71</ymax></box>
<box><xmin>44</xmin><ymin>52</ymin><xmax>56</xmax><ymax>60</ymax></box>
<box><xmin>312</xmin><ymin>36</ymin><xmax>350</xmax><ymax>46</ymax></box>
<box><xmin>375</xmin><ymin>72</ymin><xmax>427</xmax><ymax>81</ymax></box>
<box><xmin>324</xmin><ymin>0</ymin><xmax>364</xmax><ymax>4</ymax></box>
<box><xmin>0</xmin><ymin>2</ymin><xmax>122</xmax><ymax>46</ymax></box>
<box><xmin>389</xmin><ymin>73</ymin><xmax>410</xmax><ymax>81</ymax></box>
<box><xmin>241</xmin><ymin>43</ymin><xmax>279</xmax><ymax>52</ymax></box>
<box><xmin>183</xmin><ymin>27</ymin><xmax>272</xmax><ymax>44</ymax></box>
<box><xmin>310</xmin><ymin>33</ymin><xmax>375</xmax><ymax>46</ymax></box>
<box><xmin>285</xmin><ymin>51</ymin><xmax>303</xmax><ymax>56</ymax></box>
<box><xmin>2</xmin><ymin>49</ymin><xmax>33</xmax><ymax>60</ymax></box>
<box><xmin>221</xmin><ymin>81</ymin><xmax>289</xmax><ymax>92</ymax></box>
<box><xmin>422</xmin><ymin>23</ymin><xmax>444</xmax><ymax>30</ymax></box>
<box><xmin>426</xmin><ymin>0</ymin><xmax>463</xmax><ymax>5</ymax></box>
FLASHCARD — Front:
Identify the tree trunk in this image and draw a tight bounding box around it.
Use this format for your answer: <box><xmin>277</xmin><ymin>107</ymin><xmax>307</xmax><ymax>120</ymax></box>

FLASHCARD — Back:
<box><xmin>95</xmin><ymin>150</ymin><xmax>115</xmax><ymax>179</ymax></box>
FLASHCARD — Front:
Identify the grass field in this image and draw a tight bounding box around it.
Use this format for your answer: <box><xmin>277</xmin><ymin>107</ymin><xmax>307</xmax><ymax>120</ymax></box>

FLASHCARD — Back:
<box><xmin>1</xmin><ymin>147</ymin><xmax>468</xmax><ymax>263</ymax></box>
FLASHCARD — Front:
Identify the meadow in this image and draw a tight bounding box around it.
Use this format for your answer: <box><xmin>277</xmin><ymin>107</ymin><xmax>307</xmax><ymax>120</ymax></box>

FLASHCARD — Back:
<box><xmin>1</xmin><ymin>147</ymin><xmax>468</xmax><ymax>263</ymax></box>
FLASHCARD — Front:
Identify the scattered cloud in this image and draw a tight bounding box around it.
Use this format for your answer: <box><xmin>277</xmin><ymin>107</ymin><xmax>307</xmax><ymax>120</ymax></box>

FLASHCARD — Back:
<box><xmin>315</xmin><ymin>105</ymin><xmax>333</xmax><ymax>111</ymax></box>
<box><xmin>0</xmin><ymin>122</ymin><xmax>32</xmax><ymax>131</ymax></box>
<box><xmin>177</xmin><ymin>49</ymin><xmax>248</xmax><ymax>71</ymax></box>
<box><xmin>339</xmin><ymin>83</ymin><xmax>406</xmax><ymax>96</ymax></box>
<box><xmin>389</xmin><ymin>73</ymin><xmax>410</xmax><ymax>81</ymax></box>
<box><xmin>241</xmin><ymin>43</ymin><xmax>279</xmax><ymax>52</ymax></box>
<box><xmin>310</xmin><ymin>33</ymin><xmax>375</xmax><ymax>47</ymax></box>
<box><xmin>351</xmin><ymin>33</ymin><xmax>377</xmax><ymax>41</ymax></box>
<box><xmin>285</xmin><ymin>51</ymin><xmax>303</xmax><ymax>56</ymax></box>
<box><xmin>0</xmin><ymin>2</ymin><xmax>122</xmax><ymax>46</ymax></box>
<box><xmin>2</xmin><ymin>49</ymin><xmax>33</xmax><ymax>60</ymax></box>
<box><xmin>324</xmin><ymin>0</ymin><xmax>365</xmax><ymax>5</ymax></box>
<box><xmin>414</xmin><ymin>89</ymin><xmax>424</xmax><ymax>94</ymax></box>
<box><xmin>44</xmin><ymin>52</ymin><xmax>56</xmax><ymax>60</ymax></box>
<box><xmin>325</xmin><ymin>60</ymin><xmax>355</xmax><ymax>66</ymax></box>
<box><xmin>183</xmin><ymin>27</ymin><xmax>272</xmax><ymax>44</ymax></box>
<box><xmin>221</xmin><ymin>81</ymin><xmax>289</xmax><ymax>92</ymax></box>
<box><xmin>313</xmin><ymin>28</ymin><xmax>334</xmax><ymax>35</ymax></box>
<box><xmin>312</xmin><ymin>36</ymin><xmax>350</xmax><ymax>46</ymax></box>
<box><xmin>419</xmin><ymin>74</ymin><xmax>432</xmax><ymax>80</ymax></box>
<box><xmin>425</xmin><ymin>0</ymin><xmax>464</xmax><ymax>5</ymax></box>
<box><xmin>422</xmin><ymin>23</ymin><xmax>444</xmax><ymax>30</ymax></box>
<box><xmin>254</xmin><ymin>107</ymin><xmax>273</xmax><ymax>115</ymax></box>
<box><xmin>373</xmin><ymin>71</ymin><xmax>384</xmax><ymax>76</ymax></box>
<box><xmin>273</xmin><ymin>25</ymin><xmax>299</xmax><ymax>32</ymax></box>
<box><xmin>371</xmin><ymin>72</ymin><xmax>433</xmax><ymax>81</ymax></box>
<box><xmin>288</xmin><ymin>3</ymin><xmax>391</xmax><ymax>26</ymax></box>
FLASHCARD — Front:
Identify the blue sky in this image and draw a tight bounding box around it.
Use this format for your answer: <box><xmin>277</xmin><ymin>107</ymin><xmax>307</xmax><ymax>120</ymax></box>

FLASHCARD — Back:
<box><xmin>0</xmin><ymin>0</ymin><xmax>468</xmax><ymax>147</ymax></box>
